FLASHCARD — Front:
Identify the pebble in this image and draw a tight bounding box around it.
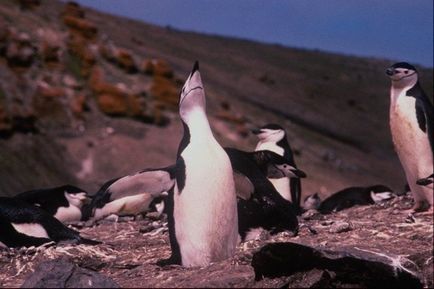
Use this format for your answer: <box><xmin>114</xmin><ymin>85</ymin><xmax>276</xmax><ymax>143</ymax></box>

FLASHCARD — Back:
<box><xmin>301</xmin><ymin>209</ymin><xmax>321</xmax><ymax>220</ymax></box>
<box><xmin>329</xmin><ymin>221</ymin><xmax>352</xmax><ymax>233</ymax></box>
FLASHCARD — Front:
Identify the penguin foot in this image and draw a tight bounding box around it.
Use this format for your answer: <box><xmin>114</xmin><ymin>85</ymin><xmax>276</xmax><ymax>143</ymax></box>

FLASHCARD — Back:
<box><xmin>411</xmin><ymin>201</ymin><xmax>431</xmax><ymax>213</ymax></box>
<box><xmin>156</xmin><ymin>255</ymin><xmax>181</xmax><ymax>267</ymax></box>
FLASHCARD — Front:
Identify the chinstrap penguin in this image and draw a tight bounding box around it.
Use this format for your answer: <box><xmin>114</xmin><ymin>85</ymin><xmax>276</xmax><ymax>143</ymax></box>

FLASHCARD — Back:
<box><xmin>386</xmin><ymin>62</ymin><xmax>433</xmax><ymax>212</ymax></box>
<box><xmin>160</xmin><ymin>61</ymin><xmax>238</xmax><ymax>267</ymax></box>
<box><xmin>15</xmin><ymin>185</ymin><xmax>90</xmax><ymax>223</ymax></box>
<box><xmin>303</xmin><ymin>185</ymin><xmax>394</xmax><ymax>214</ymax></box>
<box><xmin>225</xmin><ymin>148</ymin><xmax>303</xmax><ymax>241</ymax></box>
<box><xmin>81</xmin><ymin>166</ymin><xmax>175</xmax><ymax>221</ymax></box>
<box><xmin>0</xmin><ymin>197</ymin><xmax>99</xmax><ymax>248</ymax></box>
<box><xmin>253</xmin><ymin>124</ymin><xmax>303</xmax><ymax>213</ymax></box>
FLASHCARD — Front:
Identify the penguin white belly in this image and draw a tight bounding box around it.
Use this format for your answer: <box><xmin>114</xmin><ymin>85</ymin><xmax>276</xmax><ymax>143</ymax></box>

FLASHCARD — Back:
<box><xmin>93</xmin><ymin>193</ymin><xmax>154</xmax><ymax>220</ymax></box>
<box><xmin>390</xmin><ymin>96</ymin><xmax>433</xmax><ymax>205</ymax></box>
<box><xmin>0</xmin><ymin>241</ymin><xmax>6</xmax><ymax>248</ymax></box>
<box><xmin>269</xmin><ymin>177</ymin><xmax>291</xmax><ymax>201</ymax></box>
<box><xmin>255</xmin><ymin>142</ymin><xmax>284</xmax><ymax>156</ymax></box>
<box><xmin>54</xmin><ymin>205</ymin><xmax>82</xmax><ymax>223</ymax></box>
<box><xmin>11</xmin><ymin>223</ymin><xmax>49</xmax><ymax>239</ymax></box>
<box><xmin>174</xmin><ymin>142</ymin><xmax>238</xmax><ymax>267</ymax></box>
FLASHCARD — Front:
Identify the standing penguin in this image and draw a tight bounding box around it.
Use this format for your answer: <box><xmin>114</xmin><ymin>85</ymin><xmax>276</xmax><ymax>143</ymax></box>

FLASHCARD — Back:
<box><xmin>386</xmin><ymin>62</ymin><xmax>433</xmax><ymax>212</ymax></box>
<box><xmin>161</xmin><ymin>62</ymin><xmax>238</xmax><ymax>267</ymax></box>
<box><xmin>0</xmin><ymin>197</ymin><xmax>99</xmax><ymax>248</ymax></box>
<box><xmin>253</xmin><ymin>124</ymin><xmax>303</xmax><ymax>212</ymax></box>
<box><xmin>15</xmin><ymin>185</ymin><xmax>90</xmax><ymax>223</ymax></box>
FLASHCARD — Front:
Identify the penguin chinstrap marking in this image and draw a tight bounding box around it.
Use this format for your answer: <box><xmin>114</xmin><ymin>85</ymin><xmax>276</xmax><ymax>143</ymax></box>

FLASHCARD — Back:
<box><xmin>225</xmin><ymin>148</ymin><xmax>303</xmax><ymax>241</ymax></box>
<box><xmin>0</xmin><ymin>197</ymin><xmax>100</xmax><ymax>248</ymax></box>
<box><xmin>14</xmin><ymin>185</ymin><xmax>90</xmax><ymax>223</ymax></box>
<box><xmin>81</xmin><ymin>166</ymin><xmax>176</xmax><ymax>221</ymax></box>
<box><xmin>386</xmin><ymin>62</ymin><xmax>433</xmax><ymax>211</ymax></box>
<box><xmin>160</xmin><ymin>61</ymin><xmax>238</xmax><ymax>267</ymax></box>
<box><xmin>303</xmin><ymin>185</ymin><xmax>395</xmax><ymax>214</ymax></box>
<box><xmin>253</xmin><ymin>124</ymin><xmax>304</xmax><ymax>213</ymax></box>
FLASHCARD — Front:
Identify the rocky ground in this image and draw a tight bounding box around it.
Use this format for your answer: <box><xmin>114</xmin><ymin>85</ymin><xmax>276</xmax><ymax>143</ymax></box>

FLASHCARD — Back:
<box><xmin>1</xmin><ymin>193</ymin><xmax>432</xmax><ymax>288</ymax></box>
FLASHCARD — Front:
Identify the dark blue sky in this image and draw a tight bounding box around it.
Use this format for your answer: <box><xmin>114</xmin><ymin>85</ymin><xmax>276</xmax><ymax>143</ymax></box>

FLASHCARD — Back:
<box><xmin>74</xmin><ymin>0</ymin><xmax>433</xmax><ymax>67</ymax></box>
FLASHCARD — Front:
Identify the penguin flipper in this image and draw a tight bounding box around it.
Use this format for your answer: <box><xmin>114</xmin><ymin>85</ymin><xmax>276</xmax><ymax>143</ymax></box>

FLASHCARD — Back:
<box><xmin>233</xmin><ymin>171</ymin><xmax>254</xmax><ymax>200</ymax></box>
<box><xmin>108</xmin><ymin>167</ymin><xmax>176</xmax><ymax>201</ymax></box>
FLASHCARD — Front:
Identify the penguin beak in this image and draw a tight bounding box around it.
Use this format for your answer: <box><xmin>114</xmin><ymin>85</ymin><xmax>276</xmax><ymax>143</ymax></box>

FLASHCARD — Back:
<box><xmin>251</xmin><ymin>128</ymin><xmax>262</xmax><ymax>135</ymax></box>
<box><xmin>385</xmin><ymin>68</ymin><xmax>395</xmax><ymax>76</ymax></box>
<box><xmin>291</xmin><ymin>168</ymin><xmax>306</xmax><ymax>178</ymax></box>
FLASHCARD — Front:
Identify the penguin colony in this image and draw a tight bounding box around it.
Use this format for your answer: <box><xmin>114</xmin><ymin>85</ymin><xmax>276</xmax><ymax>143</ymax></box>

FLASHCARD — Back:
<box><xmin>0</xmin><ymin>61</ymin><xmax>432</xmax><ymax>268</ymax></box>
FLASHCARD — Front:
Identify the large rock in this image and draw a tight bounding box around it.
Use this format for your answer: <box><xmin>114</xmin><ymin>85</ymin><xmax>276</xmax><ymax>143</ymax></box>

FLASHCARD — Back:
<box><xmin>251</xmin><ymin>242</ymin><xmax>422</xmax><ymax>288</ymax></box>
<box><xmin>21</xmin><ymin>258</ymin><xmax>119</xmax><ymax>288</ymax></box>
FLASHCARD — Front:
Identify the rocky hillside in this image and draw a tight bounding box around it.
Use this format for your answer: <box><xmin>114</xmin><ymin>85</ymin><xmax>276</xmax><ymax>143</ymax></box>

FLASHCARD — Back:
<box><xmin>0</xmin><ymin>0</ymin><xmax>433</xmax><ymax>198</ymax></box>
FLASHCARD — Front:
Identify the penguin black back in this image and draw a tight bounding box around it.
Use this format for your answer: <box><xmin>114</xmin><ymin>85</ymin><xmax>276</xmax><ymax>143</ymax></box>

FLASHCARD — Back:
<box><xmin>0</xmin><ymin>197</ymin><xmax>99</xmax><ymax>247</ymax></box>
<box><xmin>225</xmin><ymin>148</ymin><xmax>299</xmax><ymax>240</ymax></box>
<box><xmin>318</xmin><ymin>185</ymin><xmax>393</xmax><ymax>214</ymax></box>
<box><xmin>15</xmin><ymin>185</ymin><xmax>86</xmax><ymax>216</ymax></box>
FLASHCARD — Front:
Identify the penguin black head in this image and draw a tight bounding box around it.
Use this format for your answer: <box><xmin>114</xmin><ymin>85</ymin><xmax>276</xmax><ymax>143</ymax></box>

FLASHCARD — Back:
<box><xmin>59</xmin><ymin>185</ymin><xmax>90</xmax><ymax>207</ymax></box>
<box><xmin>386</xmin><ymin>62</ymin><xmax>418</xmax><ymax>88</ymax></box>
<box><xmin>265</xmin><ymin>152</ymin><xmax>306</xmax><ymax>179</ymax></box>
<box><xmin>179</xmin><ymin>61</ymin><xmax>205</xmax><ymax>122</ymax></box>
<box><xmin>252</xmin><ymin>123</ymin><xmax>286</xmax><ymax>143</ymax></box>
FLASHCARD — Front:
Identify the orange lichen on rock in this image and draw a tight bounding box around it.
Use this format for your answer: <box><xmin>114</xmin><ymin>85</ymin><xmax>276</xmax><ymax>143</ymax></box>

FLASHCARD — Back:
<box><xmin>142</xmin><ymin>59</ymin><xmax>174</xmax><ymax>78</ymax></box>
<box><xmin>150</xmin><ymin>76</ymin><xmax>179</xmax><ymax>111</ymax></box>
<box><xmin>63</xmin><ymin>16</ymin><xmax>97</xmax><ymax>40</ymax></box>
<box><xmin>61</xmin><ymin>1</ymin><xmax>85</xmax><ymax>19</ymax></box>
<box><xmin>31</xmin><ymin>82</ymin><xmax>66</xmax><ymax>119</ymax></box>
<box><xmin>115</xmin><ymin>48</ymin><xmax>137</xmax><ymax>73</ymax></box>
<box><xmin>70</xmin><ymin>93</ymin><xmax>86</xmax><ymax>117</ymax></box>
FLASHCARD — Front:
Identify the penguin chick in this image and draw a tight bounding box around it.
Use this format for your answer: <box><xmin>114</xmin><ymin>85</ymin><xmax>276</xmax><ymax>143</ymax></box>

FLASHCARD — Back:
<box><xmin>0</xmin><ymin>197</ymin><xmax>99</xmax><ymax>248</ymax></box>
<box><xmin>14</xmin><ymin>185</ymin><xmax>90</xmax><ymax>223</ymax></box>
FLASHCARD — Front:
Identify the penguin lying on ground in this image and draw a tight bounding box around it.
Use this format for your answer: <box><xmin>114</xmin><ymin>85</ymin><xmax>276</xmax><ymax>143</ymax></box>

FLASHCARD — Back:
<box><xmin>417</xmin><ymin>174</ymin><xmax>433</xmax><ymax>189</ymax></box>
<box><xmin>81</xmin><ymin>166</ymin><xmax>175</xmax><ymax>221</ymax></box>
<box><xmin>0</xmin><ymin>197</ymin><xmax>99</xmax><ymax>248</ymax></box>
<box><xmin>15</xmin><ymin>185</ymin><xmax>90</xmax><ymax>223</ymax></box>
<box><xmin>225</xmin><ymin>148</ymin><xmax>304</xmax><ymax>241</ymax></box>
<box><xmin>303</xmin><ymin>185</ymin><xmax>394</xmax><ymax>214</ymax></box>
<box><xmin>253</xmin><ymin>124</ymin><xmax>304</xmax><ymax>213</ymax></box>
<box><xmin>386</xmin><ymin>62</ymin><xmax>433</xmax><ymax>212</ymax></box>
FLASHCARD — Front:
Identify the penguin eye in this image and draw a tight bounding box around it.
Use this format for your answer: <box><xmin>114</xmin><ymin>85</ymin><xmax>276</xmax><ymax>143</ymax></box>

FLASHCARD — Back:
<box><xmin>404</xmin><ymin>70</ymin><xmax>408</xmax><ymax>74</ymax></box>
<box><xmin>283</xmin><ymin>165</ymin><xmax>287</xmax><ymax>168</ymax></box>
